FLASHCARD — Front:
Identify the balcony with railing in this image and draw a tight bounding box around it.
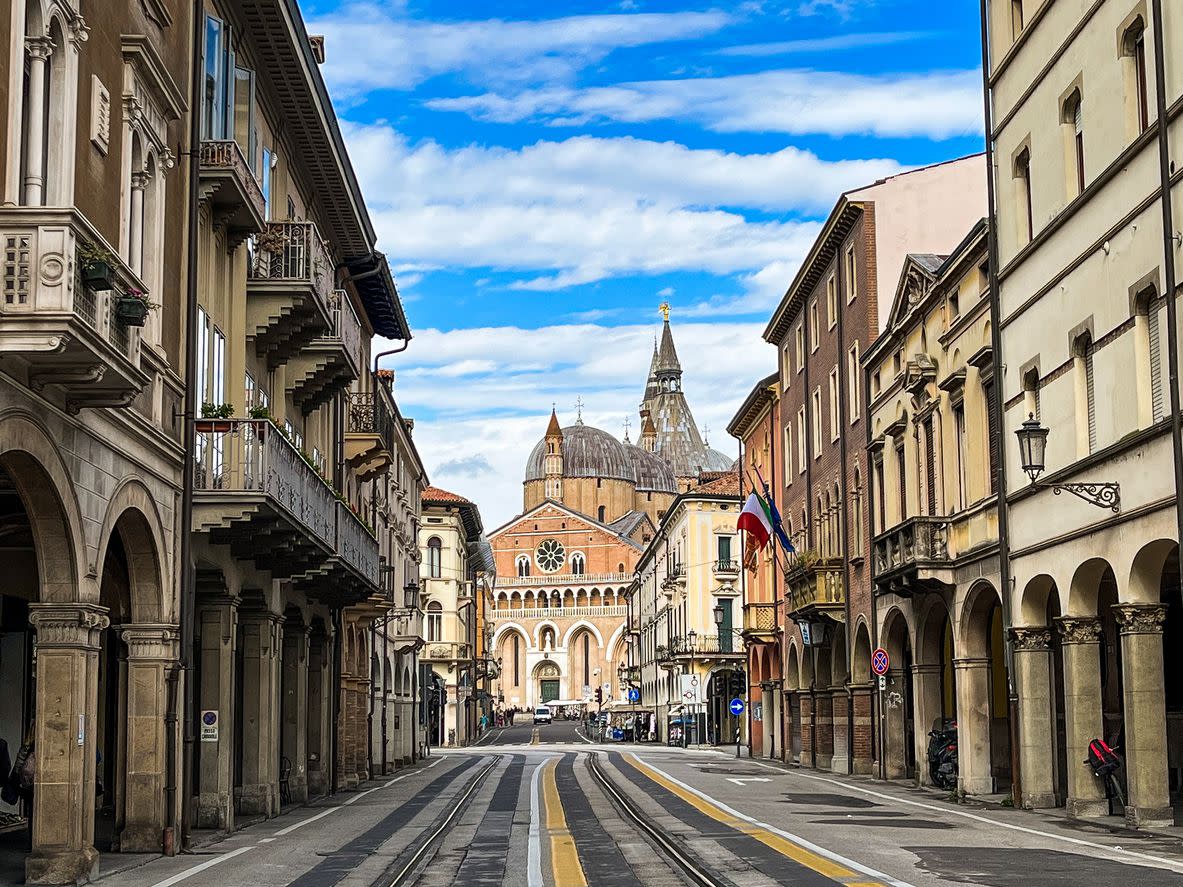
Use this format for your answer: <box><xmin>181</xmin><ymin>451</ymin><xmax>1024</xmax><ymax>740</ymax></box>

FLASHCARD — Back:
<box><xmin>345</xmin><ymin>383</ymin><xmax>396</xmax><ymax>480</ymax></box>
<box><xmin>0</xmin><ymin>208</ymin><xmax>148</xmax><ymax>409</ymax></box>
<box><xmin>500</xmin><ymin>571</ymin><xmax>632</xmax><ymax>587</ymax></box>
<box><xmin>785</xmin><ymin>555</ymin><xmax>845</xmax><ymax>620</ymax></box>
<box><xmin>666</xmin><ymin>631</ymin><xmax>744</xmax><ymax>658</ymax></box>
<box><xmin>391</xmin><ymin>610</ymin><xmax>424</xmax><ymax>655</ymax></box>
<box><xmin>288</xmin><ymin>290</ymin><xmax>364</xmax><ymax>414</ymax></box>
<box><xmin>198</xmin><ymin>140</ymin><xmax>265</xmax><ymax>247</ymax></box>
<box><xmin>423</xmin><ymin>641</ymin><xmax>471</xmax><ymax>663</ymax></box>
<box><xmin>742</xmin><ymin>602</ymin><xmax>779</xmax><ymax>643</ymax></box>
<box><xmin>872</xmin><ymin>515</ymin><xmax>953</xmax><ymax>596</ymax></box>
<box><xmin>247</xmin><ymin>221</ymin><xmax>334</xmax><ymax>368</ymax></box>
<box><xmin>714</xmin><ymin>558</ymin><xmax>740</xmax><ymax>578</ymax></box>
<box><xmin>192</xmin><ymin>419</ymin><xmax>379</xmax><ymax>605</ymax></box>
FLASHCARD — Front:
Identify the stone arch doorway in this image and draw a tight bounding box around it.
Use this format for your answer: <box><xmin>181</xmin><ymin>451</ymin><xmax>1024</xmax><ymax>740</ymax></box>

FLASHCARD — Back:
<box><xmin>880</xmin><ymin>608</ymin><xmax>915</xmax><ymax>780</ymax></box>
<box><xmin>534</xmin><ymin>660</ymin><xmax>562</xmax><ymax>706</ymax></box>
<box><xmin>958</xmin><ymin>583</ymin><xmax>1011</xmax><ymax>795</ymax></box>
<box><xmin>914</xmin><ymin>599</ymin><xmax>955</xmax><ymax>787</ymax></box>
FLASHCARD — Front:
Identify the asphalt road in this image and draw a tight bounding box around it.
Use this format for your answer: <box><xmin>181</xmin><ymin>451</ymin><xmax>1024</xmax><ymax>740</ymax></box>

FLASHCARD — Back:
<box><xmin>92</xmin><ymin>735</ymin><xmax>1183</xmax><ymax>887</ymax></box>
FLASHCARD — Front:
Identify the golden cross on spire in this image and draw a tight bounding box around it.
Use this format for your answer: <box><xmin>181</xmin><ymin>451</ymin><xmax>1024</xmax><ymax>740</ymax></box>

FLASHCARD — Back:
<box><xmin>658</xmin><ymin>301</ymin><xmax>670</xmax><ymax>322</ymax></box>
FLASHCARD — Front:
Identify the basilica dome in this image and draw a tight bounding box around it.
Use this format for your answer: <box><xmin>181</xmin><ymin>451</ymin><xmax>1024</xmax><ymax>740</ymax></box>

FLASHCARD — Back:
<box><xmin>524</xmin><ymin>423</ymin><xmax>635</xmax><ymax>483</ymax></box>
<box><xmin>624</xmin><ymin>444</ymin><xmax>678</xmax><ymax>494</ymax></box>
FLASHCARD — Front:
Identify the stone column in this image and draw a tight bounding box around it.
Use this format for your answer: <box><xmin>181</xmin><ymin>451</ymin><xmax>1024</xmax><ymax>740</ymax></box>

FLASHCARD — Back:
<box><xmin>1113</xmin><ymin>604</ymin><xmax>1172</xmax><ymax>828</ymax></box>
<box><xmin>238</xmin><ymin>607</ymin><xmax>282</xmax><ymax>817</ymax></box>
<box><xmin>881</xmin><ymin>669</ymin><xmax>909</xmax><ymax>779</ymax></box>
<box><xmin>1055</xmin><ymin>617</ymin><xmax>1107</xmax><ymax>819</ymax></box>
<box><xmin>799</xmin><ymin>692</ymin><xmax>815</xmax><ymax>767</ymax></box>
<box><xmin>954</xmin><ymin>657</ymin><xmax>993</xmax><ymax>795</ymax></box>
<box><xmin>22</xmin><ymin>38</ymin><xmax>54</xmax><ymax>206</ymax></box>
<box><xmin>850</xmin><ymin>684</ymin><xmax>874</xmax><ymax>775</ymax></box>
<box><xmin>1010</xmin><ymin>627</ymin><xmax>1057</xmax><ymax>808</ymax></box>
<box><xmin>830</xmin><ymin>690</ymin><xmax>849</xmax><ymax>774</ymax></box>
<box><xmin>306</xmin><ymin>630</ymin><xmax>329</xmax><ymax>798</ymax></box>
<box><xmin>196</xmin><ymin>591</ymin><xmax>237</xmax><ymax>829</ymax></box>
<box><xmin>119</xmin><ymin>624</ymin><xmax>179</xmax><ymax>852</ymax></box>
<box><xmin>128</xmin><ymin>171</ymin><xmax>148</xmax><ymax>277</ymax></box>
<box><xmin>26</xmin><ymin>603</ymin><xmax>108</xmax><ymax>886</ymax></box>
<box><xmin>911</xmin><ymin>663</ymin><xmax>943</xmax><ymax>786</ymax></box>
<box><xmin>281</xmin><ymin>624</ymin><xmax>310</xmax><ymax>804</ymax></box>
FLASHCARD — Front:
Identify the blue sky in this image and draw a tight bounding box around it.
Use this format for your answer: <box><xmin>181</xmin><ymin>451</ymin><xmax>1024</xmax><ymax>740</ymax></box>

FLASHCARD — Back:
<box><xmin>304</xmin><ymin>0</ymin><xmax>986</xmax><ymax>526</ymax></box>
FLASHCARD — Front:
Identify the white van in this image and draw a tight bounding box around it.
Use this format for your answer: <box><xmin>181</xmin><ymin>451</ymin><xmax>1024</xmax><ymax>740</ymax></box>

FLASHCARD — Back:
<box><xmin>533</xmin><ymin>706</ymin><xmax>553</xmax><ymax>725</ymax></box>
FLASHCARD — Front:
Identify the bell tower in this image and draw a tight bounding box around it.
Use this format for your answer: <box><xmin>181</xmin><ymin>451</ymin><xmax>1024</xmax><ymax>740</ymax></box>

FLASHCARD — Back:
<box><xmin>544</xmin><ymin>408</ymin><xmax>564</xmax><ymax>501</ymax></box>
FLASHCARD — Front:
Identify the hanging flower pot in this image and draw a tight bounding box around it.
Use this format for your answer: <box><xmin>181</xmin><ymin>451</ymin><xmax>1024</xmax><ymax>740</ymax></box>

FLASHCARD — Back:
<box><xmin>114</xmin><ymin>294</ymin><xmax>149</xmax><ymax>326</ymax></box>
<box><xmin>82</xmin><ymin>260</ymin><xmax>116</xmax><ymax>291</ymax></box>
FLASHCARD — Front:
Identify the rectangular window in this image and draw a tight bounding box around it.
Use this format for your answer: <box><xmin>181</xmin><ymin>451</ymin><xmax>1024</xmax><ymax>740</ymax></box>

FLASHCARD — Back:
<box><xmin>811</xmin><ymin>388</ymin><xmax>822</xmax><ymax>456</ymax></box>
<box><xmin>233</xmin><ymin>67</ymin><xmax>257</xmax><ymax>162</ymax></box>
<box><xmin>845</xmin><ymin>245</ymin><xmax>857</xmax><ymax>303</ymax></box>
<box><xmin>797</xmin><ymin>408</ymin><xmax>806</xmax><ymax>473</ymax></box>
<box><xmin>202</xmin><ymin>16</ymin><xmax>228</xmax><ymax>139</ymax></box>
<box><xmin>983</xmin><ymin>376</ymin><xmax>999</xmax><ymax>493</ymax></box>
<box><xmin>826</xmin><ymin>275</ymin><xmax>837</xmax><ymax>329</ymax></box>
<box><xmin>717</xmin><ymin>535</ymin><xmax>732</xmax><ymax>565</ymax></box>
<box><xmin>245</xmin><ymin>372</ymin><xmax>256</xmax><ymax>412</ymax></box>
<box><xmin>874</xmin><ymin>454</ymin><xmax>886</xmax><ymax>533</ymax></box>
<box><xmin>954</xmin><ymin>403</ymin><xmax>967</xmax><ymax>510</ymax></box>
<box><xmin>809</xmin><ymin>301</ymin><xmax>819</xmax><ymax>351</ymax></box>
<box><xmin>795</xmin><ymin>324</ymin><xmax>805</xmax><ymax>369</ymax></box>
<box><xmin>261</xmin><ymin>148</ymin><xmax>274</xmax><ymax>220</ymax></box>
<box><xmin>1011</xmin><ymin>0</ymin><xmax>1024</xmax><ymax>40</ymax></box>
<box><xmin>196</xmin><ymin>306</ymin><xmax>210</xmax><ymax>405</ymax></box>
<box><xmin>924</xmin><ymin>417</ymin><xmax>937</xmax><ymax>516</ymax></box>
<box><xmin>784</xmin><ymin>424</ymin><xmax>793</xmax><ymax>484</ymax></box>
<box><xmin>828</xmin><ymin>368</ymin><xmax>839</xmax><ymax>441</ymax></box>
<box><xmin>894</xmin><ymin>440</ymin><xmax>907</xmax><ymax>521</ymax></box>
<box><xmin>848</xmin><ymin>342</ymin><xmax>861</xmax><ymax>423</ymax></box>
<box><xmin>782</xmin><ymin>343</ymin><xmax>791</xmax><ymax>388</ymax></box>
<box><xmin>211</xmin><ymin>326</ymin><xmax>226</xmax><ymax>406</ymax></box>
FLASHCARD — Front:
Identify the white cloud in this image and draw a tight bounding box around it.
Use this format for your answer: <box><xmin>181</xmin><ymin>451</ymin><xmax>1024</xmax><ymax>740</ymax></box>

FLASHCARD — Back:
<box><xmin>718</xmin><ymin>31</ymin><xmax>930</xmax><ymax>56</ymax></box>
<box><xmin>427</xmin><ymin>68</ymin><xmax>984</xmax><ymax>139</ymax></box>
<box><xmin>388</xmin><ymin>321</ymin><xmax>770</xmax><ymax>527</ymax></box>
<box><xmin>341</xmin><ymin>122</ymin><xmax>896</xmax><ymax>291</ymax></box>
<box><xmin>309</xmin><ymin>4</ymin><xmax>732</xmax><ymax>97</ymax></box>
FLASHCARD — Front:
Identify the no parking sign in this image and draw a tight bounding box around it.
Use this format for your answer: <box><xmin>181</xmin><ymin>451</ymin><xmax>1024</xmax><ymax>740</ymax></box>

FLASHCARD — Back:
<box><xmin>871</xmin><ymin>648</ymin><xmax>890</xmax><ymax>677</ymax></box>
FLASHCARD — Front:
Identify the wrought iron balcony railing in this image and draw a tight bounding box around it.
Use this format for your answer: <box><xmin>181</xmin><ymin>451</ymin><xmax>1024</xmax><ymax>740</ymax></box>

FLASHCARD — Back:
<box><xmin>198</xmin><ymin>140</ymin><xmax>266</xmax><ymax>245</ymax></box>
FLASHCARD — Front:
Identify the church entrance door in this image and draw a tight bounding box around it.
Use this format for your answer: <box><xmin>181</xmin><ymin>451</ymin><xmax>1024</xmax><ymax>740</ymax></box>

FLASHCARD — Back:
<box><xmin>540</xmin><ymin>680</ymin><xmax>560</xmax><ymax>703</ymax></box>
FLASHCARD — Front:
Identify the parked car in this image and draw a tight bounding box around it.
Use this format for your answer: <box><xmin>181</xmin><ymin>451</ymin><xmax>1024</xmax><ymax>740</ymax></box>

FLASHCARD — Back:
<box><xmin>534</xmin><ymin>707</ymin><xmax>553</xmax><ymax>725</ymax></box>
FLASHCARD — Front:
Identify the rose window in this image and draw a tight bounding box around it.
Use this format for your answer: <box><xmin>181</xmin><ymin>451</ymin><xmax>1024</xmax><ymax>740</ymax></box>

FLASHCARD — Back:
<box><xmin>536</xmin><ymin>539</ymin><xmax>566</xmax><ymax>572</ymax></box>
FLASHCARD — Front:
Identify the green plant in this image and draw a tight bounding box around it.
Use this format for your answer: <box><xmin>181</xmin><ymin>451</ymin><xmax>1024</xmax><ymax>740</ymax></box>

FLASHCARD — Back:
<box><xmin>201</xmin><ymin>402</ymin><xmax>234</xmax><ymax>419</ymax></box>
<box><xmin>248</xmin><ymin>405</ymin><xmax>271</xmax><ymax>420</ymax></box>
<box><xmin>77</xmin><ymin>241</ymin><xmax>114</xmax><ymax>273</ymax></box>
<box><xmin>122</xmin><ymin>288</ymin><xmax>160</xmax><ymax>311</ymax></box>
<box><xmin>1000</xmin><ymin>795</ymin><xmax>1014</xmax><ymax>808</ymax></box>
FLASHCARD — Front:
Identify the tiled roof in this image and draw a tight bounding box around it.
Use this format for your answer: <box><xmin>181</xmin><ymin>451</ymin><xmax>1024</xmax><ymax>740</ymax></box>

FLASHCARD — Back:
<box><xmin>695</xmin><ymin>473</ymin><xmax>742</xmax><ymax>496</ymax></box>
<box><xmin>422</xmin><ymin>486</ymin><xmax>471</xmax><ymax>504</ymax></box>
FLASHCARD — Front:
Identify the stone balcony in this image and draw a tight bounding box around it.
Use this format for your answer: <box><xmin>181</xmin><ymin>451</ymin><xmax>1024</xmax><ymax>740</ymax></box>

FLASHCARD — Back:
<box><xmin>668</xmin><ymin>631</ymin><xmax>743</xmax><ymax>658</ymax></box>
<box><xmin>713</xmin><ymin>558</ymin><xmax>741</xmax><ymax>579</ymax></box>
<box><xmin>785</xmin><ymin>555</ymin><xmax>845</xmax><ymax>621</ymax></box>
<box><xmin>192</xmin><ymin>419</ymin><xmax>378</xmax><ymax>606</ymax></box>
<box><xmin>198</xmin><ymin>140</ymin><xmax>265</xmax><ymax>248</ymax></box>
<box><xmin>288</xmin><ymin>290</ymin><xmax>363</xmax><ymax>415</ymax></box>
<box><xmin>423</xmin><ymin>641</ymin><xmax>471</xmax><ymax>663</ymax></box>
<box><xmin>872</xmin><ymin>515</ymin><xmax>953</xmax><ymax>596</ymax></box>
<box><xmin>742</xmin><ymin>602</ymin><xmax>779</xmax><ymax>643</ymax></box>
<box><xmin>390</xmin><ymin>610</ymin><xmax>424</xmax><ymax>655</ymax></box>
<box><xmin>247</xmin><ymin>221</ymin><xmax>334</xmax><ymax>369</ymax></box>
<box><xmin>345</xmin><ymin>385</ymin><xmax>396</xmax><ymax>481</ymax></box>
<box><xmin>0</xmin><ymin>208</ymin><xmax>148</xmax><ymax>410</ymax></box>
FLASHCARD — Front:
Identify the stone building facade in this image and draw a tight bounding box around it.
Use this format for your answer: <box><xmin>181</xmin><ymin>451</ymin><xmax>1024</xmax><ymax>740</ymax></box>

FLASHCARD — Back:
<box><xmin>865</xmin><ymin>223</ymin><xmax>1010</xmax><ymax>793</ymax></box>
<box><xmin>985</xmin><ymin>0</ymin><xmax>1183</xmax><ymax>827</ymax></box>
<box><xmin>762</xmin><ymin>156</ymin><xmax>986</xmax><ymax>775</ymax></box>
<box><xmin>0</xmin><ymin>0</ymin><xmax>189</xmax><ymax>881</ymax></box>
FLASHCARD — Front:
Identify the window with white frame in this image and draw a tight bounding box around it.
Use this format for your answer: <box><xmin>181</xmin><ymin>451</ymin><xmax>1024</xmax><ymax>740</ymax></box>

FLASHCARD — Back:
<box><xmin>428</xmin><ymin>537</ymin><xmax>443</xmax><ymax>578</ymax></box>
<box><xmin>827</xmin><ymin>275</ymin><xmax>837</xmax><ymax>329</ymax></box>
<box><xmin>845</xmin><ymin>245</ymin><xmax>857</xmax><ymax>303</ymax></box>
<box><xmin>811</xmin><ymin>388</ymin><xmax>822</xmax><ymax>456</ymax></box>
<box><xmin>784</xmin><ymin>424</ymin><xmax>793</xmax><ymax>484</ymax></box>
<box><xmin>795</xmin><ymin>324</ymin><xmax>805</xmax><ymax>369</ymax></box>
<box><xmin>828</xmin><ymin>368</ymin><xmax>839</xmax><ymax>441</ymax></box>
<box><xmin>782</xmin><ymin>343</ymin><xmax>791</xmax><ymax>388</ymax></box>
<box><xmin>427</xmin><ymin>602</ymin><xmax>442</xmax><ymax>642</ymax></box>
<box><xmin>797</xmin><ymin>408</ymin><xmax>806</xmax><ymax>473</ymax></box>
<box><xmin>848</xmin><ymin>342</ymin><xmax>861</xmax><ymax>423</ymax></box>
<box><xmin>810</xmin><ymin>301</ymin><xmax>819</xmax><ymax>351</ymax></box>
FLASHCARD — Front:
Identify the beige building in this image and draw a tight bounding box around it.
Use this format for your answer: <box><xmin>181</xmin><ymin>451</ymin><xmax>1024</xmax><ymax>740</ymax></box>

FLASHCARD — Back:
<box><xmin>0</xmin><ymin>0</ymin><xmax>189</xmax><ymax>882</ymax></box>
<box><xmin>985</xmin><ymin>0</ymin><xmax>1183</xmax><ymax>827</ymax></box>
<box><xmin>865</xmin><ymin>223</ymin><xmax>1011</xmax><ymax>794</ymax></box>
<box><xmin>630</xmin><ymin>474</ymin><xmax>745</xmax><ymax>745</ymax></box>
<box><xmin>420</xmin><ymin>487</ymin><xmax>488</xmax><ymax>747</ymax></box>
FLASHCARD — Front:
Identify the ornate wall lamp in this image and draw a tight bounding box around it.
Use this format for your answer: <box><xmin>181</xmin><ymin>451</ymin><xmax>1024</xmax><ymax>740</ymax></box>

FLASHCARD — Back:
<box><xmin>1014</xmin><ymin>414</ymin><xmax>1120</xmax><ymax>512</ymax></box>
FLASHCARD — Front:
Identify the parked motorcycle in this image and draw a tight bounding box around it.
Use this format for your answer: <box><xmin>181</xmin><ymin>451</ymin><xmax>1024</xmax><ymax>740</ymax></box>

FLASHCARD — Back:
<box><xmin>927</xmin><ymin>719</ymin><xmax>958</xmax><ymax>790</ymax></box>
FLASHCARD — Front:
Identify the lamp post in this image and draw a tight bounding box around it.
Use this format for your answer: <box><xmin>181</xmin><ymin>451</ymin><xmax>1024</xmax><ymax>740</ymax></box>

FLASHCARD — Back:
<box><xmin>685</xmin><ymin>629</ymin><xmax>697</xmax><ymax>748</ymax></box>
<box><xmin>1015</xmin><ymin>413</ymin><xmax>1121</xmax><ymax>511</ymax></box>
<box><xmin>712</xmin><ymin>604</ymin><xmax>724</xmax><ymax>744</ymax></box>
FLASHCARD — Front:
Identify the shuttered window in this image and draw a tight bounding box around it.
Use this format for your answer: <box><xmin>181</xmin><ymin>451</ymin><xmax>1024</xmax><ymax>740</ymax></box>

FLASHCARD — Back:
<box><xmin>895</xmin><ymin>440</ymin><xmax>907</xmax><ymax>521</ymax></box>
<box><xmin>925</xmin><ymin>418</ymin><xmax>937</xmax><ymax>516</ymax></box>
<box><xmin>983</xmin><ymin>377</ymin><xmax>999</xmax><ymax>494</ymax></box>
<box><xmin>1149</xmin><ymin>301</ymin><xmax>1164</xmax><ymax>421</ymax></box>
<box><xmin>1085</xmin><ymin>349</ymin><xmax>1097</xmax><ymax>452</ymax></box>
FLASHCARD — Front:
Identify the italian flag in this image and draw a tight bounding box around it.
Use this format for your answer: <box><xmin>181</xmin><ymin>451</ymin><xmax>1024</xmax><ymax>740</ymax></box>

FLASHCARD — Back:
<box><xmin>737</xmin><ymin>492</ymin><xmax>773</xmax><ymax>550</ymax></box>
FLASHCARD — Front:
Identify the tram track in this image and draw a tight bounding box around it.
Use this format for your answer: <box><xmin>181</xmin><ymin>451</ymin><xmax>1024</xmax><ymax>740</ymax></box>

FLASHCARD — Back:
<box><xmin>586</xmin><ymin>753</ymin><xmax>731</xmax><ymax>887</ymax></box>
<box><xmin>383</xmin><ymin>756</ymin><xmax>500</xmax><ymax>887</ymax></box>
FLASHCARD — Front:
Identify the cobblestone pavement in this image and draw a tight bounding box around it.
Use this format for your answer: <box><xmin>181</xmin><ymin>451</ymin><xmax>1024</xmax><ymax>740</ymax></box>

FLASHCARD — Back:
<box><xmin>93</xmin><ymin>735</ymin><xmax>1183</xmax><ymax>887</ymax></box>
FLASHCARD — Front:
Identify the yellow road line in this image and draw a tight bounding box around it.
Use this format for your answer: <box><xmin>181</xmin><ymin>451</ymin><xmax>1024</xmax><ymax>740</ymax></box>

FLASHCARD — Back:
<box><xmin>623</xmin><ymin>753</ymin><xmax>885</xmax><ymax>886</ymax></box>
<box><xmin>542</xmin><ymin>758</ymin><xmax>587</xmax><ymax>886</ymax></box>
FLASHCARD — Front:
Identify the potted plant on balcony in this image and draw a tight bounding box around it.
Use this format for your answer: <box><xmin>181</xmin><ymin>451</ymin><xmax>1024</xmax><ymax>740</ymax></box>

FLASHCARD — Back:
<box><xmin>77</xmin><ymin>242</ymin><xmax>116</xmax><ymax>291</ymax></box>
<box><xmin>198</xmin><ymin>402</ymin><xmax>235</xmax><ymax>433</ymax></box>
<box><xmin>114</xmin><ymin>288</ymin><xmax>157</xmax><ymax>327</ymax></box>
<box><xmin>247</xmin><ymin>404</ymin><xmax>271</xmax><ymax>420</ymax></box>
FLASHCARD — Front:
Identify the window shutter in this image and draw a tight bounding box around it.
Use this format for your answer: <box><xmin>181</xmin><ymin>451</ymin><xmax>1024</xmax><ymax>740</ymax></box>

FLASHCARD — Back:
<box><xmin>925</xmin><ymin>418</ymin><xmax>937</xmax><ymax>516</ymax></box>
<box><xmin>1085</xmin><ymin>351</ymin><xmax>1097</xmax><ymax>451</ymax></box>
<box><xmin>984</xmin><ymin>378</ymin><xmax>999</xmax><ymax>494</ymax></box>
<box><xmin>1149</xmin><ymin>301</ymin><xmax>1164</xmax><ymax>421</ymax></box>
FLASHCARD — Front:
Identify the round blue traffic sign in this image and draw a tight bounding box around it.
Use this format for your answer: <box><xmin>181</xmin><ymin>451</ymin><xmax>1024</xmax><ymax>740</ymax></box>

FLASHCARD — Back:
<box><xmin>729</xmin><ymin>698</ymin><xmax>745</xmax><ymax>716</ymax></box>
<box><xmin>628</xmin><ymin>687</ymin><xmax>641</xmax><ymax>703</ymax></box>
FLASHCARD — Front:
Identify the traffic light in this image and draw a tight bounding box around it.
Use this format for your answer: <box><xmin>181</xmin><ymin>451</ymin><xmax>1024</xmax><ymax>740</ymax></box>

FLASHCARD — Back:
<box><xmin>728</xmin><ymin>670</ymin><xmax>746</xmax><ymax>699</ymax></box>
<box><xmin>594</xmin><ymin>687</ymin><xmax>603</xmax><ymax>705</ymax></box>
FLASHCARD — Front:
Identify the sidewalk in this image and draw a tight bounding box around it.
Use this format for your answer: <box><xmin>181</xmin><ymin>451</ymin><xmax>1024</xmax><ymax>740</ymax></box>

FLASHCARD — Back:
<box><xmin>719</xmin><ymin>748</ymin><xmax>1183</xmax><ymax>848</ymax></box>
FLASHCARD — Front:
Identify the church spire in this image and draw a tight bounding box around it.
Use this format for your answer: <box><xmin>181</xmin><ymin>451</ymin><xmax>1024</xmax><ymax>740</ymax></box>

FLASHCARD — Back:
<box><xmin>655</xmin><ymin>313</ymin><xmax>682</xmax><ymax>382</ymax></box>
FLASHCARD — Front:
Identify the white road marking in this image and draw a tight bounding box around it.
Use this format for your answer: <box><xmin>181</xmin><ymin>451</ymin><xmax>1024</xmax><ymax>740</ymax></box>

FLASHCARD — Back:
<box><xmin>257</xmin><ymin>838</ymin><xmax>275</xmax><ymax>843</ymax></box>
<box><xmin>527</xmin><ymin>755</ymin><xmax>554</xmax><ymax>887</ymax></box>
<box><xmin>630</xmin><ymin>754</ymin><xmax>916</xmax><ymax>887</ymax></box>
<box><xmin>148</xmin><ymin>846</ymin><xmax>254</xmax><ymax>887</ymax></box>
<box><xmin>274</xmin><ymin>770</ymin><xmax>421</xmax><ymax>836</ymax></box>
<box><xmin>793</xmin><ymin>771</ymin><xmax>1183</xmax><ymax>873</ymax></box>
<box><xmin>724</xmin><ymin>777</ymin><xmax>770</xmax><ymax>786</ymax></box>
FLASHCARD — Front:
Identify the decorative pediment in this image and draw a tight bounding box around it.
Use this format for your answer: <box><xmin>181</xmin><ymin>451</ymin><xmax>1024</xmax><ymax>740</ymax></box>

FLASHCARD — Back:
<box><xmin>887</xmin><ymin>255</ymin><xmax>943</xmax><ymax>332</ymax></box>
<box><xmin>904</xmin><ymin>353</ymin><xmax>938</xmax><ymax>397</ymax></box>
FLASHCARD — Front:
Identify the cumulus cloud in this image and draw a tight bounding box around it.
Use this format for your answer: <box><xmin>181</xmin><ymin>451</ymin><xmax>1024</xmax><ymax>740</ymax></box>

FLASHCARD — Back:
<box><xmin>389</xmin><ymin>322</ymin><xmax>769</xmax><ymax>527</ymax></box>
<box><xmin>341</xmin><ymin>122</ymin><xmax>895</xmax><ymax>291</ymax></box>
<box><xmin>427</xmin><ymin>68</ymin><xmax>984</xmax><ymax>139</ymax></box>
<box><xmin>309</xmin><ymin>4</ymin><xmax>732</xmax><ymax>97</ymax></box>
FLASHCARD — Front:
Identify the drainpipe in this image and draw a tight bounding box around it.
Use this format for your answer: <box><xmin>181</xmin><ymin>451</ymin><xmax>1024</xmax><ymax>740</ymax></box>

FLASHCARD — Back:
<box><xmin>979</xmin><ymin>0</ymin><xmax>1021</xmax><ymax>805</ymax></box>
<box><xmin>866</xmin><ymin>336</ymin><xmax>883</xmax><ymax>779</ymax></box>
<box><xmin>177</xmin><ymin>0</ymin><xmax>205</xmax><ymax>849</ymax></box>
<box><xmin>835</xmin><ymin>223</ymin><xmax>855</xmax><ymax>776</ymax></box>
<box><xmin>368</xmin><ymin>619</ymin><xmax>376</xmax><ymax>776</ymax></box>
<box><xmin>1149</xmin><ymin>0</ymin><xmax>1183</xmax><ymax>607</ymax></box>
<box><xmin>330</xmin><ymin>607</ymin><xmax>343</xmax><ymax>792</ymax></box>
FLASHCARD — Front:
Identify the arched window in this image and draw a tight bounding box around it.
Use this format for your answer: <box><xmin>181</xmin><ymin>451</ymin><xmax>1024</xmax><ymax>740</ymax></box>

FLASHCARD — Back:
<box><xmin>1123</xmin><ymin>19</ymin><xmax>1149</xmax><ymax>135</ymax></box>
<box><xmin>1014</xmin><ymin>147</ymin><xmax>1033</xmax><ymax>244</ymax></box>
<box><xmin>598</xmin><ymin>505</ymin><xmax>606</xmax><ymax>522</ymax></box>
<box><xmin>427</xmin><ymin>601</ymin><xmax>442</xmax><ymax>641</ymax></box>
<box><xmin>512</xmin><ymin>634</ymin><xmax>521</xmax><ymax>686</ymax></box>
<box><xmin>1062</xmin><ymin>90</ymin><xmax>1085</xmax><ymax>198</ymax></box>
<box><xmin>516</xmin><ymin>555</ymin><xmax>530</xmax><ymax>577</ymax></box>
<box><xmin>18</xmin><ymin>11</ymin><xmax>79</xmax><ymax>207</ymax></box>
<box><xmin>427</xmin><ymin>537</ymin><xmax>442</xmax><ymax>578</ymax></box>
<box><xmin>570</xmin><ymin>553</ymin><xmax>585</xmax><ymax>575</ymax></box>
<box><xmin>582</xmin><ymin>633</ymin><xmax>591</xmax><ymax>687</ymax></box>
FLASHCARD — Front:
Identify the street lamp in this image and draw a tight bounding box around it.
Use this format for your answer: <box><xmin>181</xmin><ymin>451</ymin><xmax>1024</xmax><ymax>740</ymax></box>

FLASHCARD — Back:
<box><xmin>1015</xmin><ymin>413</ymin><xmax>1120</xmax><ymax>511</ymax></box>
<box><xmin>685</xmin><ymin>630</ymin><xmax>698</xmax><ymax>748</ymax></box>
